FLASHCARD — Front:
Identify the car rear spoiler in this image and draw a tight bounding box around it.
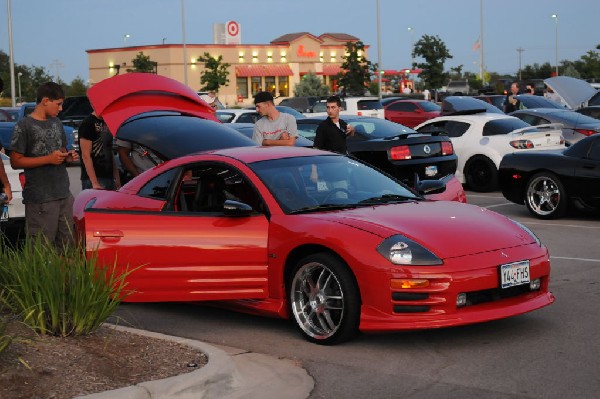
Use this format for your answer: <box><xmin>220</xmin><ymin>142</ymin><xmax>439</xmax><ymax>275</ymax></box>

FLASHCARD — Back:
<box><xmin>512</xmin><ymin>123</ymin><xmax>564</xmax><ymax>135</ymax></box>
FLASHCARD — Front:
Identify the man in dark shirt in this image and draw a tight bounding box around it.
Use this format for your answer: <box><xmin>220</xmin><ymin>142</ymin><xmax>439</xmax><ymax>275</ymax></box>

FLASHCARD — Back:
<box><xmin>311</xmin><ymin>95</ymin><xmax>355</xmax><ymax>183</ymax></box>
<box><xmin>313</xmin><ymin>95</ymin><xmax>354</xmax><ymax>154</ymax></box>
<box><xmin>504</xmin><ymin>82</ymin><xmax>522</xmax><ymax>113</ymax></box>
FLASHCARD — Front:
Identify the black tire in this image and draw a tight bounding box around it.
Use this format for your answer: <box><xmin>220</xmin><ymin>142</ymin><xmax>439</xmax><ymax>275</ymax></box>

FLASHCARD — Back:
<box><xmin>465</xmin><ymin>156</ymin><xmax>498</xmax><ymax>192</ymax></box>
<box><xmin>288</xmin><ymin>253</ymin><xmax>360</xmax><ymax>345</ymax></box>
<box><xmin>525</xmin><ymin>172</ymin><xmax>567</xmax><ymax>219</ymax></box>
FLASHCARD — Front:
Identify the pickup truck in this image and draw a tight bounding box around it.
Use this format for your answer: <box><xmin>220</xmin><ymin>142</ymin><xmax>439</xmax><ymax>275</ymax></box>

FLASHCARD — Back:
<box><xmin>0</xmin><ymin>102</ymin><xmax>75</xmax><ymax>153</ymax></box>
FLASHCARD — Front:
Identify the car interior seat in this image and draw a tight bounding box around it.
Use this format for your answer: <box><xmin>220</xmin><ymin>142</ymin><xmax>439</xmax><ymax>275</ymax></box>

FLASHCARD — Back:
<box><xmin>267</xmin><ymin>170</ymin><xmax>318</xmax><ymax>211</ymax></box>
<box><xmin>193</xmin><ymin>173</ymin><xmax>226</xmax><ymax>212</ymax></box>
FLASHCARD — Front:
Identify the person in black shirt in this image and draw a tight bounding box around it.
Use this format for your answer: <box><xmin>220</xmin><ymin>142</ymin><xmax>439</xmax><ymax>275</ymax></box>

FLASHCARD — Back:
<box><xmin>78</xmin><ymin>112</ymin><xmax>120</xmax><ymax>190</ymax></box>
<box><xmin>313</xmin><ymin>95</ymin><xmax>355</xmax><ymax>154</ymax></box>
<box><xmin>504</xmin><ymin>82</ymin><xmax>522</xmax><ymax>113</ymax></box>
<box><xmin>311</xmin><ymin>95</ymin><xmax>355</xmax><ymax>183</ymax></box>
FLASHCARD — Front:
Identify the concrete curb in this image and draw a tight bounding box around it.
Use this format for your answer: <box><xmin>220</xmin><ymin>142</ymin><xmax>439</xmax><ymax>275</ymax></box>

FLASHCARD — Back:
<box><xmin>76</xmin><ymin>325</ymin><xmax>313</xmax><ymax>399</ymax></box>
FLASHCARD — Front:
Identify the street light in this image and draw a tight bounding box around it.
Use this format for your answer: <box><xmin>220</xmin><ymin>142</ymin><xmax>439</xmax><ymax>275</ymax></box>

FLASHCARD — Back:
<box><xmin>123</xmin><ymin>34</ymin><xmax>131</xmax><ymax>44</ymax></box>
<box><xmin>551</xmin><ymin>14</ymin><xmax>558</xmax><ymax>76</ymax></box>
<box><xmin>407</xmin><ymin>27</ymin><xmax>414</xmax><ymax>68</ymax></box>
<box><xmin>17</xmin><ymin>72</ymin><xmax>22</xmax><ymax>104</ymax></box>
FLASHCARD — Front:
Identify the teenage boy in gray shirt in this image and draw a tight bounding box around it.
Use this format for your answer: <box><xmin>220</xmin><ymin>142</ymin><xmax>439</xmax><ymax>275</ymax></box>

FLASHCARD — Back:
<box><xmin>252</xmin><ymin>91</ymin><xmax>298</xmax><ymax>146</ymax></box>
<box><xmin>10</xmin><ymin>82</ymin><xmax>78</xmax><ymax>249</ymax></box>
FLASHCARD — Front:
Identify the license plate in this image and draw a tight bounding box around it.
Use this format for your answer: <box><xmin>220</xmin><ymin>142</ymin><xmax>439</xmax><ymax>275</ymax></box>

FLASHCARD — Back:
<box><xmin>500</xmin><ymin>260</ymin><xmax>530</xmax><ymax>289</ymax></box>
<box><xmin>1</xmin><ymin>205</ymin><xmax>8</xmax><ymax>222</ymax></box>
<box><xmin>425</xmin><ymin>165</ymin><xmax>437</xmax><ymax>177</ymax></box>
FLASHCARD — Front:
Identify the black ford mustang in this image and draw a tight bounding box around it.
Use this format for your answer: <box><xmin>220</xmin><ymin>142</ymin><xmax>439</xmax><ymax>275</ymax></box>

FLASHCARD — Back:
<box><xmin>498</xmin><ymin>134</ymin><xmax>600</xmax><ymax>219</ymax></box>
<box><xmin>296</xmin><ymin>116</ymin><xmax>457</xmax><ymax>186</ymax></box>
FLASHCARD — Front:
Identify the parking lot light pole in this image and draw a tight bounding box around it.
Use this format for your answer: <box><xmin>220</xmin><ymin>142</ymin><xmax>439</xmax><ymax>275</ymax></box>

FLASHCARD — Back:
<box><xmin>7</xmin><ymin>0</ymin><xmax>16</xmax><ymax>107</ymax></box>
<box><xmin>551</xmin><ymin>14</ymin><xmax>558</xmax><ymax>76</ymax></box>
<box><xmin>376</xmin><ymin>0</ymin><xmax>382</xmax><ymax>100</ymax></box>
<box><xmin>408</xmin><ymin>27</ymin><xmax>414</xmax><ymax>68</ymax></box>
<box><xmin>17</xmin><ymin>72</ymin><xmax>22</xmax><ymax>103</ymax></box>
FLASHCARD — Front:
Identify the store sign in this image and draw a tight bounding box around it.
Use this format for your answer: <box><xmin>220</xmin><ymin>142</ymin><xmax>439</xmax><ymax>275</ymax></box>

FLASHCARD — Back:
<box><xmin>225</xmin><ymin>20</ymin><xmax>241</xmax><ymax>44</ymax></box>
<box><xmin>296</xmin><ymin>45</ymin><xmax>316</xmax><ymax>58</ymax></box>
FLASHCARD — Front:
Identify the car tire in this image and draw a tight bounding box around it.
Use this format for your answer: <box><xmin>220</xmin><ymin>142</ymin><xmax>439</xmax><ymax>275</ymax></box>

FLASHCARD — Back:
<box><xmin>288</xmin><ymin>253</ymin><xmax>360</xmax><ymax>345</ymax></box>
<box><xmin>465</xmin><ymin>156</ymin><xmax>498</xmax><ymax>192</ymax></box>
<box><xmin>525</xmin><ymin>172</ymin><xmax>567</xmax><ymax>219</ymax></box>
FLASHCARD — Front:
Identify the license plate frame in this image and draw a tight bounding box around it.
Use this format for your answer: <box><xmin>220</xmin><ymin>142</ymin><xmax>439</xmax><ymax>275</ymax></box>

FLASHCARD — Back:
<box><xmin>500</xmin><ymin>260</ymin><xmax>530</xmax><ymax>289</ymax></box>
<box><xmin>425</xmin><ymin>165</ymin><xmax>438</xmax><ymax>177</ymax></box>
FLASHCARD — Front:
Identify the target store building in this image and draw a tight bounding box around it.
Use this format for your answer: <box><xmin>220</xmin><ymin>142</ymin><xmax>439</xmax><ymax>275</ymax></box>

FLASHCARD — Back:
<box><xmin>86</xmin><ymin>24</ymin><xmax>368</xmax><ymax>106</ymax></box>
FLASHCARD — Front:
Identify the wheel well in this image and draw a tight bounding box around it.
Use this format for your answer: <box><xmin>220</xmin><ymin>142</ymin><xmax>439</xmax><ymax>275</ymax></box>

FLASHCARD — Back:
<box><xmin>283</xmin><ymin>244</ymin><xmax>362</xmax><ymax>303</ymax></box>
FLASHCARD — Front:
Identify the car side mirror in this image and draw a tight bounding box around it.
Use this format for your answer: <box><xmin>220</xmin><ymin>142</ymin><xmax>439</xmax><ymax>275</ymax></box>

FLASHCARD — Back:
<box><xmin>223</xmin><ymin>200</ymin><xmax>254</xmax><ymax>216</ymax></box>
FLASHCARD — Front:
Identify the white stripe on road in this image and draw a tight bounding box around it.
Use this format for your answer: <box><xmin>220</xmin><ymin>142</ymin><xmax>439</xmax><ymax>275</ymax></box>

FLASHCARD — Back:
<box><xmin>551</xmin><ymin>256</ymin><xmax>600</xmax><ymax>263</ymax></box>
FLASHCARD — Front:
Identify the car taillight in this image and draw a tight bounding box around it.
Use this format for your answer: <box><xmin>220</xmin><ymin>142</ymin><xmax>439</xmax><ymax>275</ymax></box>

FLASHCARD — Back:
<box><xmin>510</xmin><ymin>139</ymin><xmax>534</xmax><ymax>149</ymax></box>
<box><xmin>441</xmin><ymin>141</ymin><xmax>454</xmax><ymax>155</ymax></box>
<box><xmin>357</xmin><ymin>111</ymin><xmax>363</xmax><ymax>116</ymax></box>
<box><xmin>575</xmin><ymin>129</ymin><xmax>597</xmax><ymax>137</ymax></box>
<box><xmin>19</xmin><ymin>172</ymin><xmax>25</xmax><ymax>189</ymax></box>
<box><xmin>390</xmin><ymin>145</ymin><xmax>411</xmax><ymax>160</ymax></box>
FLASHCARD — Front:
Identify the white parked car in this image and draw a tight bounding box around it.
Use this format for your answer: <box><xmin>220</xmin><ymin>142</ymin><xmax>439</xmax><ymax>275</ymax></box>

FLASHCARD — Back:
<box><xmin>216</xmin><ymin>106</ymin><xmax>306</xmax><ymax>124</ymax></box>
<box><xmin>1</xmin><ymin>152</ymin><xmax>25</xmax><ymax>239</ymax></box>
<box><xmin>309</xmin><ymin>97</ymin><xmax>385</xmax><ymax>119</ymax></box>
<box><xmin>415</xmin><ymin>113</ymin><xmax>566</xmax><ymax>192</ymax></box>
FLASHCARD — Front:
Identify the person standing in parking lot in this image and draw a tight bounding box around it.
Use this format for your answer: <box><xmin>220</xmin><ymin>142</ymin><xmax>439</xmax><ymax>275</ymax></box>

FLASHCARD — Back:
<box><xmin>504</xmin><ymin>82</ymin><xmax>522</xmax><ymax>113</ymax></box>
<box><xmin>9</xmin><ymin>82</ymin><xmax>78</xmax><ymax>249</ymax></box>
<box><xmin>78</xmin><ymin>112</ymin><xmax>120</xmax><ymax>190</ymax></box>
<box><xmin>252</xmin><ymin>91</ymin><xmax>298</xmax><ymax>146</ymax></box>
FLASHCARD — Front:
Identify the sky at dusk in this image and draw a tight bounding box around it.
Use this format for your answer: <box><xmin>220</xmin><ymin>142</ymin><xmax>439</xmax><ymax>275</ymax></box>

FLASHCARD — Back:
<box><xmin>1</xmin><ymin>0</ymin><xmax>598</xmax><ymax>84</ymax></box>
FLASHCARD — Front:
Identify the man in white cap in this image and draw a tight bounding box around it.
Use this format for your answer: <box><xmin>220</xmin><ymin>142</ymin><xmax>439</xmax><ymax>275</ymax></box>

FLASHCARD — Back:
<box><xmin>200</xmin><ymin>91</ymin><xmax>220</xmax><ymax>110</ymax></box>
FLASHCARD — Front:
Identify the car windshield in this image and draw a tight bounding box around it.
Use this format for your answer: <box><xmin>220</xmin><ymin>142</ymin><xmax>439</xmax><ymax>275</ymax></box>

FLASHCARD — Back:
<box><xmin>518</xmin><ymin>96</ymin><xmax>564</xmax><ymax>109</ymax></box>
<box><xmin>215</xmin><ymin>112</ymin><xmax>236</xmax><ymax>123</ymax></box>
<box><xmin>357</xmin><ymin>100</ymin><xmax>383</xmax><ymax>110</ymax></box>
<box><xmin>348</xmin><ymin>118</ymin><xmax>417</xmax><ymax>138</ymax></box>
<box><xmin>276</xmin><ymin>106</ymin><xmax>306</xmax><ymax>119</ymax></box>
<box><xmin>250</xmin><ymin>155</ymin><xmax>419</xmax><ymax>214</ymax></box>
<box><xmin>547</xmin><ymin>110</ymin><xmax>600</xmax><ymax>125</ymax></box>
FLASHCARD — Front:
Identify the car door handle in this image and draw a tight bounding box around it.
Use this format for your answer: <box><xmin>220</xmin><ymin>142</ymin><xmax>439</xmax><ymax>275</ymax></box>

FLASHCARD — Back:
<box><xmin>582</xmin><ymin>163</ymin><xmax>596</xmax><ymax>170</ymax></box>
<box><xmin>93</xmin><ymin>230</ymin><xmax>124</xmax><ymax>238</ymax></box>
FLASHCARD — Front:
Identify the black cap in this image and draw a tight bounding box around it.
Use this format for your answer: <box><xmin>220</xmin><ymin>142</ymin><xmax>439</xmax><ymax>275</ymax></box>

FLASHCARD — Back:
<box><xmin>254</xmin><ymin>91</ymin><xmax>274</xmax><ymax>105</ymax></box>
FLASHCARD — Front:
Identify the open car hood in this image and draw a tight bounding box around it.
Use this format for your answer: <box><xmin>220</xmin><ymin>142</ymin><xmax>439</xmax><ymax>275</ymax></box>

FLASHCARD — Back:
<box><xmin>544</xmin><ymin>76</ymin><xmax>600</xmax><ymax>109</ymax></box>
<box><xmin>87</xmin><ymin>73</ymin><xmax>219</xmax><ymax>134</ymax></box>
<box><xmin>86</xmin><ymin>74</ymin><xmax>255</xmax><ymax>159</ymax></box>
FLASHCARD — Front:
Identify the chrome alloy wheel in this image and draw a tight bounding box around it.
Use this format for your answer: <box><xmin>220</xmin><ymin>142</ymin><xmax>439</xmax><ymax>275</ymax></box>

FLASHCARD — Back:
<box><xmin>290</xmin><ymin>262</ymin><xmax>345</xmax><ymax>340</ymax></box>
<box><xmin>526</xmin><ymin>175</ymin><xmax>562</xmax><ymax>217</ymax></box>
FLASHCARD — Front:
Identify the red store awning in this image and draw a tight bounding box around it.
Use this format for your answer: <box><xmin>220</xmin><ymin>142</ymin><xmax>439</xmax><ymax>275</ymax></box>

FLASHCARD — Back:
<box><xmin>236</xmin><ymin>65</ymin><xmax>293</xmax><ymax>77</ymax></box>
<box><xmin>322</xmin><ymin>64</ymin><xmax>342</xmax><ymax>76</ymax></box>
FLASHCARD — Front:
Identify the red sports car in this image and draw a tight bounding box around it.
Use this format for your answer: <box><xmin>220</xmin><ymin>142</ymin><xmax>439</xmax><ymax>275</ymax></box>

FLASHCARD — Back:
<box><xmin>73</xmin><ymin>74</ymin><xmax>554</xmax><ymax>344</ymax></box>
<box><xmin>384</xmin><ymin>99</ymin><xmax>441</xmax><ymax>128</ymax></box>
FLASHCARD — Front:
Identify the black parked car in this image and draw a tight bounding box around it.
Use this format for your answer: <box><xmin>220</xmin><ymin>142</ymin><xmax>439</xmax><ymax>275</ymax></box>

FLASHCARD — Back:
<box><xmin>498</xmin><ymin>134</ymin><xmax>600</xmax><ymax>219</ymax></box>
<box><xmin>296</xmin><ymin>116</ymin><xmax>457</xmax><ymax>186</ymax></box>
<box><xmin>440</xmin><ymin>96</ymin><xmax>503</xmax><ymax>116</ymax></box>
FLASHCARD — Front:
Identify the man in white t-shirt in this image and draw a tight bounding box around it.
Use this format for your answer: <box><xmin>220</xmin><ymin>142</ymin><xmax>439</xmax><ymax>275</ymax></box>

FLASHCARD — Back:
<box><xmin>251</xmin><ymin>91</ymin><xmax>298</xmax><ymax>146</ymax></box>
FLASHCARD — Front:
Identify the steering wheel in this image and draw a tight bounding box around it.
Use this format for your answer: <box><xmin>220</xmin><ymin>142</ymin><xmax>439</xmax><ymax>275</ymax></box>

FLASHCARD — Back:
<box><xmin>322</xmin><ymin>188</ymin><xmax>351</xmax><ymax>203</ymax></box>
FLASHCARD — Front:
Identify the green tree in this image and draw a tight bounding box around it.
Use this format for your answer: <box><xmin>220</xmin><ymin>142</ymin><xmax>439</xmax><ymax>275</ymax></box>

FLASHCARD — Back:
<box><xmin>576</xmin><ymin>50</ymin><xmax>600</xmax><ymax>79</ymax></box>
<box><xmin>126</xmin><ymin>52</ymin><xmax>157</xmax><ymax>73</ymax></box>
<box><xmin>520</xmin><ymin>62</ymin><xmax>554</xmax><ymax>80</ymax></box>
<box><xmin>65</xmin><ymin>77</ymin><xmax>88</xmax><ymax>96</ymax></box>
<box><xmin>293</xmin><ymin>72</ymin><xmax>329</xmax><ymax>96</ymax></box>
<box><xmin>412</xmin><ymin>35</ymin><xmax>453</xmax><ymax>89</ymax></box>
<box><xmin>197</xmin><ymin>52</ymin><xmax>230</xmax><ymax>92</ymax></box>
<box><xmin>337</xmin><ymin>41</ymin><xmax>375</xmax><ymax>96</ymax></box>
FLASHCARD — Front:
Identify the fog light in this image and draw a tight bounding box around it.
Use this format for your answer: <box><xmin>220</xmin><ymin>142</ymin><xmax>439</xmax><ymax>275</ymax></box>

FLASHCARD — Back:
<box><xmin>456</xmin><ymin>293</ymin><xmax>467</xmax><ymax>307</ymax></box>
<box><xmin>529</xmin><ymin>278</ymin><xmax>541</xmax><ymax>290</ymax></box>
<box><xmin>390</xmin><ymin>279</ymin><xmax>430</xmax><ymax>289</ymax></box>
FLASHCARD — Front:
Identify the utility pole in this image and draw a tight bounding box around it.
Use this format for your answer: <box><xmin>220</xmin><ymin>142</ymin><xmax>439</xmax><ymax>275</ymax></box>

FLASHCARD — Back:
<box><xmin>517</xmin><ymin>47</ymin><xmax>525</xmax><ymax>81</ymax></box>
<box><xmin>49</xmin><ymin>59</ymin><xmax>64</xmax><ymax>83</ymax></box>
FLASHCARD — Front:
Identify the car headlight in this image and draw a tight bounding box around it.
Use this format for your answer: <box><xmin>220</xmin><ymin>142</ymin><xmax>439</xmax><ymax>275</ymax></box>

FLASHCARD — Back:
<box><xmin>511</xmin><ymin>220</ymin><xmax>542</xmax><ymax>247</ymax></box>
<box><xmin>377</xmin><ymin>235</ymin><xmax>443</xmax><ymax>265</ymax></box>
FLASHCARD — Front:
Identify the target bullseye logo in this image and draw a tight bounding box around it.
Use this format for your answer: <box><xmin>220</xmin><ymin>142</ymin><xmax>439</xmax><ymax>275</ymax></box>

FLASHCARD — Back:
<box><xmin>227</xmin><ymin>21</ymin><xmax>239</xmax><ymax>37</ymax></box>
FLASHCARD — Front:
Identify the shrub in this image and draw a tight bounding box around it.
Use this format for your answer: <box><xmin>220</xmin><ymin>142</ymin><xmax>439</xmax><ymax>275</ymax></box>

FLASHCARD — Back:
<box><xmin>0</xmin><ymin>235</ymin><xmax>136</xmax><ymax>337</ymax></box>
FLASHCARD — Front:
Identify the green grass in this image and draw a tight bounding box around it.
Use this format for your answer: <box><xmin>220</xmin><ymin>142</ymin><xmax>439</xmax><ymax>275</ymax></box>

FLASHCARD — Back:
<box><xmin>0</xmin><ymin>235</ymin><xmax>136</xmax><ymax>337</ymax></box>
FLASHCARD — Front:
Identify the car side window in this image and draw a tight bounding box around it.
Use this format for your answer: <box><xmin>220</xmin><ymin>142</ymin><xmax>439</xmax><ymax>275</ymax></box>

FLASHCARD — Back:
<box><xmin>417</xmin><ymin>121</ymin><xmax>446</xmax><ymax>135</ymax></box>
<box><xmin>297</xmin><ymin>123</ymin><xmax>319</xmax><ymax>141</ymax></box>
<box><xmin>445</xmin><ymin>121</ymin><xmax>470</xmax><ymax>137</ymax></box>
<box><xmin>138</xmin><ymin>168</ymin><xmax>179</xmax><ymax>200</ymax></box>
<box><xmin>237</xmin><ymin>113</ymin><xmax>259</xmax><ymax>124</ymax></box>
<box><xmin>172</xmin><ymin>163</ymin><xmax>265</xmax><ymax>214</ymax></box>
<box><xmin>515</xmin><ymin>114</ymin><xmax>539</xmax><ymax>125</ymax></box>
<box><xmin>588</xmin><ymin>138</ymin><xmax>600</xmax><ymax>161</ymax></box>
<box><xmin>388</xmin><ymin>102</ymin><xmax>416</xmax><ymax>112</ymax></box>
